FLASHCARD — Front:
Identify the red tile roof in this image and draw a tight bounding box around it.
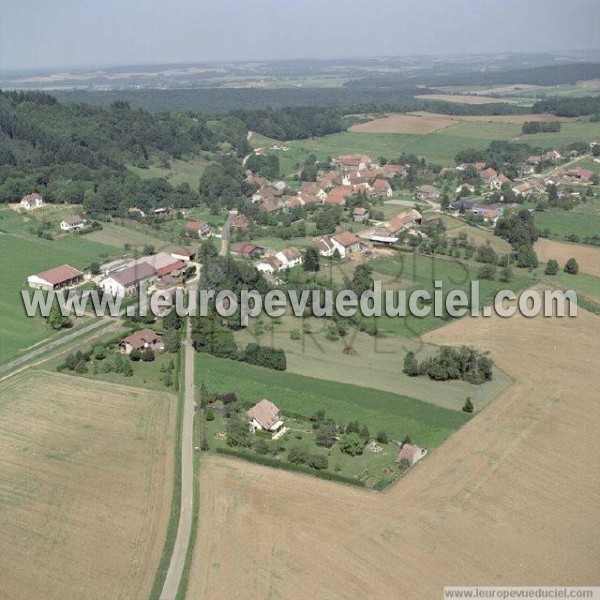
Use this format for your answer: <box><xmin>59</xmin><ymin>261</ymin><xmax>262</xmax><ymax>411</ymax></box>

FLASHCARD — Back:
<box><xmin>35</xmin><ymin>264</ymin><xmax>83</xmax><ymax>285</ymax></box>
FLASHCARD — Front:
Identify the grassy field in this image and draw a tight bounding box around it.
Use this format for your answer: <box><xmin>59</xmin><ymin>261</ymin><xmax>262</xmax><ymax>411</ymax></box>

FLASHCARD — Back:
<box><xmin>128</xmin><ymin>158</ymin><xmax>209</xmax><ymax>188</ymax></box>
<box><xmin>365</xmin><ymin>251</ymin><xmax>538</xmax><ymax>337</ymax></box>
<box><xmin>236</xmin><ymin>317</ymin><xmax>512</xmax><ymax>411</ymax></box>
<box><xmin>0</xmin><ymin>228</ymin><xmax>117</xmax><ymax>364</ymax></box>
<box><xmin>0</xmin><ymin>370</ymin><xmax>175</xmax><ymax>600</ymax></box>
<box><xmin>196</xmin><ymin>353</ymin><xmax>470</xmax><ymax>448</ymax></box>
<box><xmin>440</xmin><ymin>214</ymin><xmax>513</xmax><ymax>253</ymax></box>
<box><xmin>268</xmin><ymin>119</ymin><xmax>600</xmax><ymax>172</ymax></box>
<box><xmin>84</xmin><ymin>221</ymin><xmax>173</xmax><ymax>250</ymax></box>
<box><xmin>532</xmin><ymin>206</ymin><xmax>600</xmax><ymax>240</ymax></box>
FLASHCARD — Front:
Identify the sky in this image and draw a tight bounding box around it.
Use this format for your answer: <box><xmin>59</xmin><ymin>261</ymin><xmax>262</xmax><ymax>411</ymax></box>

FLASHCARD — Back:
<box><xmin>1</xmin><ymin>0</ymin><xmax>599</xmax><ymax>72</ymax></box>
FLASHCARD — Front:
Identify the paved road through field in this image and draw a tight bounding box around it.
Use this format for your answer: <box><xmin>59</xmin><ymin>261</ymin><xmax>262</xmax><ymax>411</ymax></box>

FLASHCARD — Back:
<box><xmin>160</xmin><ymin>318</ymin><xmax>195</xmax><ymax>600</ymax></box>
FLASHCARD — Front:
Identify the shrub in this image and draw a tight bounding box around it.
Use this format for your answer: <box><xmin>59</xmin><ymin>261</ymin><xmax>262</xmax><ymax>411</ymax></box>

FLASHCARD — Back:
<box><xmin>462</xmin><ymin>397</ymin><xmax>474</xmax><ymax>413</ymax></box>
<box><xmin>253</xmin><ymin>438</ymin><xmax>269</xmax><ymax>455</ymax></box>
<box><xmin>205</xmin><ymin>409</ymin><xmax>215</xmax><ymax>421</ymax></box>
<box><xmin>564</xmin><ymin>258</ymin><xmax>579</xmax><ymax>275</ymax></box>
<box><xmin>141</xmin><ymin>348</ymin><xmax>155</xmax><ymax>362</ymax></box>
<box><xmin>544</xmin><ymin>259</ymin><xmax>559</xmax><ymax>275</ymax></box>
<box><xmin>287</xmin><ymin>444</ymin><xmax>310</xmax><ymax>465</ymax></box>
<box><xmin>339</xmin><ymin>432</ymin><xmax>365</xmax><ymax>456</ymax></box>
<box><xmin>241</xmin><ymin>343</ymin><xmax>287</xmax><ymax>371</ymax></box>
<box><xmin>376</xmin><ymin>430</ymin><xmax>389</xmax><ymax>444</ymax></box>
<box><xmin>290</xmin><ymin>329</ymin><xmax>302</xmax><ymax>340</ymax></box>
<box><xmin>130</xmin><ymin>348</ymin><xmax>142</xmax><ymax>361</ymax></box>
<box><xmin>308</xmin><ymin>454</ymin><xmax>329</xmax><ymax>470</ymax></box>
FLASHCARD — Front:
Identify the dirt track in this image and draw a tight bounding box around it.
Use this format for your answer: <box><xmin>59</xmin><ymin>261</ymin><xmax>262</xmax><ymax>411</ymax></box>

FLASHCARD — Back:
<box><xmin>188</xmin><ymin>309</ymin><xmax>600</xmax><ymax>599</ymax></box>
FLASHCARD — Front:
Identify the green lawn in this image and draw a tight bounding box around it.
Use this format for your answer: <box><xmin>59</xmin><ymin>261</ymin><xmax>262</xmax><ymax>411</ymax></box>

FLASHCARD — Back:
<box><xmin>0</xmin><ymin>232</ymin><xmax>117</xmax><ymax>364</ymax></box>
<box><xmin>128</xmin><ymin>158</ymin><xmax>209</xmax><ymax>188</ymax></box>
<box><xmin>367</xmin><ymin>252</ymin><xmax>537</xmax><ymax>337</ymax></box>
<box><xmin>533</xmin><ymin>207</ymin><xmax>600</xmax><ymax>241</ymax></box>
<box><xmin>195</xmin><ymin>353</ymin><xmax>470</xmax><ymax>448</ymax></box>
<box><xmin>270</xmin><ymin>119</ymin><xmax>600</xmax><ymax>173</ymax></box>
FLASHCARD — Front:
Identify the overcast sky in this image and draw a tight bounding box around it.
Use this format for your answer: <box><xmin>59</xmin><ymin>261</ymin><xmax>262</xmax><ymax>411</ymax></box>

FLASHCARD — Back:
<box><xmin>1</xmin><ymin>0</ymin><xmax>599</xmax><ymax>71</ymax></box>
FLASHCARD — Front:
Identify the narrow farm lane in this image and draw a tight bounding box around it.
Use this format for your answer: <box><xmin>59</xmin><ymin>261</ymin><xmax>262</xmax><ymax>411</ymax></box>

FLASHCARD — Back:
<box><xmin>160</xmin><ymin>319</ymin><xmax>196</xmax><ymax>600</ymax></box>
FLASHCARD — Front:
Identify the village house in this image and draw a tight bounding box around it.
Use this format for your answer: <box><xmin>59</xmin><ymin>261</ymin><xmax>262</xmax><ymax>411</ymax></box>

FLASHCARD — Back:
<box><xmin>512</xmin><ymin>182</ymin><xmax>535</xmax><ymax>197</ymax></box>
<box><xmin>185</xmin><ymin>220</ymin><xmax>211</xmax><ymax>239</ymax></box>
<box><xmin>258</xmin><ymin>196</ymin><xmax>284</xmax><ymax>214</ymax></box>
<box><xmin>27</xmin><ymin>264</ymin><xmax>84</xmax><ymax>291</ymax></box>
<box><xmin>332</xmin><ymin>154</ymin><xmax>373</xmax><ymax>173</ymax></box>
<box><xmin>275</xmin><ymin>247</ymin><xmax>303</xmax><ymax>269</ymax></box>
<box><xmin>415</xmin><ymin>184</ymin><xmax>440</xmax><ymax>201</ymax></box>
<box><xmin>230</xmin><ymin>242</ymin><xmax>265</xmax><ymax>259</ymax></box>
<box><xmin>300</xmin><ymin>182</ymin><xmax>328</xmax><ymax>202</ymax></box>
<box><xmin>118</xmin><ymin>329</ymin><xmax>164</xmax><ymax>355</ymax></box>
<box><xmin>60</xmin><ymin>215</ymin><xmax>86</xmax><ymax>232</ymax></box>
<box><xmin>283</xmin><ymin>195</ymin><xmax>304</xmax><ymax>209</ymax></box>
<box><xmin>456</xmin><ymin>183</ymin><xmax>476</xmax><ymax>195</ymax></box>
<box><xmin>331</xmin><ymin>231</ymin><xmax>361</xmax><ymax>258</ymax></box>
<box><xmin>170</xmin><ymin>247</ymin><xmax>196</xmax><ymax>262</ymax></box>
<box><xmin>317</xmin><ymin>236</ymin><xmax>336</xmax><ymax>257</ymax></box>
<box><xmin>20</xmin><ymin>192</ymin><xmax>44</xmax><ymax>211</ymax></box>
<box><xmin>520</xmin><ymin>164</ymin><xmax>536</xmax><ymax>177</ymax></box>
<box><xmin>396</xmin><ymin>443</ymin><xmax>427</xmax><ymax>467</ymax></box>
<box><xmin>353</xmin><ymin>206</ymin><xmax>370</xmax><ymax>223</ymax></box>
<box><xmin>568</xmin><ymin>167</ymin><xmax>594</xmax><ymax>182</ymax></box>
<box><xmin>375</xmin><ymin>209</ymin><xmax>422</xmax><ymax>238</ymax></box>
<box><xmin>326</xmin><ymin>185</ymin><xmax>353</xmax><ymax>206</ymax></box>
<box><xmin>450</xmin><ymin>199</ymin><xmax>477</xmax><ymax>212</ymax></box>
<box><xmin>229</xmin><ymin>213</ymin><xmax>251</xmax><ymax>230</ymax></box>
<box><xmin>256</xmin><ymin>256</ymin><xmax>283</xmax><ymax>275</ymax></box>
<box><xmin>471</xmin><ymin>203</ymin><xmax>504</xmax><ymax>222</ymax></box>
<box><xmin>252</xmin><ymin>185</ymin><xmax>282</xmax><ymax>203</ymax></box>
<box><xmin>247</xmin><ymin>399</ymin><xmax>285</xmax><ymax>438</ymax></box>
<box><xmin>544</xmin><ymin>150</ymin><xmax>562</xmax><ymax>162</ymax></box>
<box><xmin>99</xmin><ymin>261</ymin><xmax>156</xmax><ymax>297</ymax></box>
<box><xmin>480</xmin><ymin>167</ymin><xmax>500</xmax><ymax>188</ymax></box>
<box><xmin>371</xmin><ymin>178</ymin><xmax>393</xmax><ymax>198</ymax></box>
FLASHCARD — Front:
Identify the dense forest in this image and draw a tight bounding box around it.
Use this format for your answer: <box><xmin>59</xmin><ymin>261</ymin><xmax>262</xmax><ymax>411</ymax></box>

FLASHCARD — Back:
<box><xmin>531</xmin><ymin>95</ymin><xmax>600</xmax><ymax>117</ymax></box>
<box><xmin>0</xmin><ymin>90</ymin><xmax>250</xmax><ymax>211</ymax></box>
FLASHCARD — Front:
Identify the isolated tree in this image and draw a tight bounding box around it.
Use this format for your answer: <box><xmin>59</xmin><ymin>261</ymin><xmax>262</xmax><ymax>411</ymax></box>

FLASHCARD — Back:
<box><xmin>163</xmin><ymin>329</ymin><xmax>180</xmax><ymax>353</ymax></box>
<box><xmin>303</xmin><ymin>247</ymin><xmax>320</xmax><ymax>272</ymax></box>
<box><xmin>129</xmin><ymin>348</ymin><xmax>142</xmax><ymax>361</ymax></box>
<box><xmin>478</xmin><ymin>264</ymin><xmax>496</xmax><ymax>280</ymax></box>
<box><xmin>122</xmin><ymin>361</ymin><xmax>134</xmax><ymax>377</ymax></box>
<box><xmin>360</xmin><ymin>424</ymin><xmax>371</xmax><ymax>443</ymax></box>
<box><xmin>462</xmin><ymin>397</ymin><xmax>474</xmax><ymax>413</ymax></box>
<box><xmin>499</xmin><ymin>264</ymin><xmax>513</xmax><ymax>283</ymax></box>
<box><xmin>316</xmin><ymin>421</ymin><xmax>337</xmax><ymax>448</ymax></box>
<box><xmin>403</xmin><ymin>351</ymin><xmax>420</xmax><ymax>377</ymax></box>
<box><xmin>544</xmin><ymin>259</ymin><xmax>559</xmax><ymax>275</ymax></box>
<box><xmin>515</xmin><ymin>244</ymin><xmax>538</xmax><ymax>269</ymax></box>
<box><xmin>564</xmin><ymin>258</ymin><xmax>579</xmax><ymax>275</ymax></box>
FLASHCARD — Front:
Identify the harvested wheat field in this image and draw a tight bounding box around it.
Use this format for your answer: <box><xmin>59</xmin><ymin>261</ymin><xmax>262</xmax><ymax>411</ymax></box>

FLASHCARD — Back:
<box><xmin>535</xmin><ymin>238</ymin><xmax>600</xmax><ymax>278</ymax></box>
<box><xmin>189</xmin><ymin>307</ymin><xmax>600</xmax><ymax>600</ymax></box>
<box><xmin>410</xmin><ymin>111</ymin><xmax>573</xmax><ymax>124</ymax></box>
<box><xmin>0</xmin><ymin>371</ymin><xmax>176</xmax><ymax>600</ymax></box>
<box><xmin>349</xmin><ymin>113</ymin><xmax>457</xmax><ymax>134</ymax></box>
<box><xmin>414</xmin><ymin>93</ymin><xmax>522</xmax><ymax>105</ymax></box>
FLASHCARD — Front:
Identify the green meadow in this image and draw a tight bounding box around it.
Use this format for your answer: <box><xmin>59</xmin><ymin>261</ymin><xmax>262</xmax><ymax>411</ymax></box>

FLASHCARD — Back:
<box><xmin>195</xmin><ymin>353</ymin><xmax>470</xmax><ymax>448</ymax></box>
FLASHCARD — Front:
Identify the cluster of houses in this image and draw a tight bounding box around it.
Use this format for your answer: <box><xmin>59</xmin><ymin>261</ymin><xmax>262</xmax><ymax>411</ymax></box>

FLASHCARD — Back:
<box><xmin>28</xmin><ymin>248</ymin><xmax>196</xmax><ymax>295</ymax></box>
<box><xmin>246</xmin><ymin>154</ymin><xmax>404</xmax><ymax>216</ymax></box>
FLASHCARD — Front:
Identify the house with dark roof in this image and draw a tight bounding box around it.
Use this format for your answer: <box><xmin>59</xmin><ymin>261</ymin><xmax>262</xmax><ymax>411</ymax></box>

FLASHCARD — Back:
<box><xmin>230</xmin><ymin>242</ymin><xmax>265</xmax><ymax>259</ymax></box>
<box><xmin>118</xmin><ymin>329</ymin><xmax>164</xmax><ymax>355</ymax></box>
<box><xmin>99</xmin><ymin>262</ymin><xmax>156</xmax><ymax>297</ymax></box>
<box><xmin>60</xmin><ymin>215</ymin><xmax>86</xmax><ymax>232</ymax></box>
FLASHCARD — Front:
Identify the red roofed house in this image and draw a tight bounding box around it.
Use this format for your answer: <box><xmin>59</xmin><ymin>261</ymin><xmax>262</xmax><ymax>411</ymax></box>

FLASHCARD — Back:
<box><xmin>326</xmin><ymin>185</ymin><xmax>353</xmax><ymax>206</ymax></box>
<box><xmin>568</xmin><ymin>167</ymin><xmax>594</xmax><ymax>182</ymax></box>
<box><xmin>317</xmin><ymin>236</ymin><xmax>336</xmax><ymax>257</ymax></box>
<box><xmin>331</xmin><ymin>231</ymin><xmax>361</xmax><ymax>258</ymax></box>
<box><xmin>371</xmin><ymin>179</ymin><xmax>393</xmax><ymax>198</ymax></box>
<box><xmin>256</xmin><ymin>256</ymin><xmax>283</xmax><ymax>275</ymax></box>
<box><xmin>230</xmin><ymin>242</ymin><xmax>264</xmax><ymax>259</ymax></box>
<box><xmin>353</xmin><ymin>207</ymin><xmax>370</xmax><ymax>223</ymax></box>
<box><xmin>185</xmin><ymin>220</ymin><xmax>211</xmax><ymax>239</ymax></box>
<box><xmin>118</xmin><ymin>329</ymin><xmax>164</xmax><ymax>355</ymax></box>
<box><xmin>396</xmin><ymin>443</ymin><xmax>427</xmax><ymax>467</ymax></box>
<box><xmin>27</xmin><ymin>264</ymin><xmax>84</xmax><ymax>290</ymax></box>
<box><xmin>230</xmin><ymin>213</ymin><xmax>250</xmax><ymax>230</ymax></box>
<box><xmin>275</xmin><ymin>247</ymin><xmax>303</xmax><ymax>269</ymax></box>
<box><xmin>170</xmin><ymin>247</ymin><xmax>196</xmax><ymax>262</ymax></box>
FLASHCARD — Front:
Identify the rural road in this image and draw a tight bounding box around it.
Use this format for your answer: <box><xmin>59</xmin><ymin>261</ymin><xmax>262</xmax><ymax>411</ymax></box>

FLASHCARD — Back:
<box><xmin>0</xmin><ymin>317</ymin><xmax>112</xmax><ymax>375</ymax></box>
<box><xmin>160</xmin><ymin>318</ymin><xmax>196</xmax><ymax>600</ymax></box>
